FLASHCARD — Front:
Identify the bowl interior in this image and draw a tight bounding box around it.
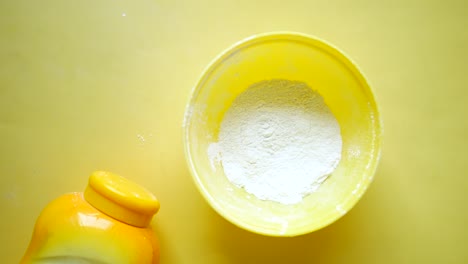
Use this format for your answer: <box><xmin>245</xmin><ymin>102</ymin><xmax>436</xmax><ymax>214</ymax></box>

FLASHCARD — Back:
<box><xmin>184</xmin><ymin>33</ymin><xmax>382</xmax><ymax>236</ymax></box>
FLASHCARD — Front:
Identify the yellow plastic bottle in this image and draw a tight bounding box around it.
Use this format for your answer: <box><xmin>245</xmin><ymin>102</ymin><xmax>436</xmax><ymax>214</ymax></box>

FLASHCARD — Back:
<box><xmin>20</xmin><ymin>171</ymin><xmax>160</xmax><ymax>264</ymax></box>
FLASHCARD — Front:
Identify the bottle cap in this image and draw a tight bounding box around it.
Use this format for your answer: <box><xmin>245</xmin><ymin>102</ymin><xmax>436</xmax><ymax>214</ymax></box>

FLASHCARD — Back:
<box><xmin>84</xmin><ymin>171</ymin><xmax>160</xmax><ymax>227</ymax></box>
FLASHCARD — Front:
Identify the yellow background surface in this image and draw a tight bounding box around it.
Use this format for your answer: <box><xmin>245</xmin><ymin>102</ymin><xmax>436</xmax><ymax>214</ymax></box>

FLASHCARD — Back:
<box><xmin>1</xmin><ymin>0</ymin><xmax>467</xmax><ymax>263</ymax></box>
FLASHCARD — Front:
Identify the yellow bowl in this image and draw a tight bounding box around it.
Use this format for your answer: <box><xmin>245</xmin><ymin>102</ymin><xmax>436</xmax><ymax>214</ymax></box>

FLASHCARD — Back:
<box><xmin>183</xmin><ymin>32</ymin><xmax>382</xmax><ymax>236</ymax></box>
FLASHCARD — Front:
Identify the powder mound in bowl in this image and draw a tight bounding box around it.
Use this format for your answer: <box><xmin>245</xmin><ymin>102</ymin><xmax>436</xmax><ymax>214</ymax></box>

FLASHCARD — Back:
<box><xmin>208</xmin><ymin>79</ymin><xmax>342</xmax><ymax>205</ymax></box>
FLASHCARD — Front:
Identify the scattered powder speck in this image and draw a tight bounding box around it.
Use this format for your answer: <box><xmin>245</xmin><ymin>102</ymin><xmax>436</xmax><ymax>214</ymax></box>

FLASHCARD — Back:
<box><xmin>137</xmin><ymin>134</ymin><xmax>146</xmax><ymax>142</ymax></box>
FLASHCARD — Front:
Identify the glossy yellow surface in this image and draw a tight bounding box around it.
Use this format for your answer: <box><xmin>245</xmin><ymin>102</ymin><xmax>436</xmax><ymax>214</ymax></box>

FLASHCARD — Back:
<box><xmin>21</xmin><ymin>192</ymin><xmax>159</xmax><ymax>264</ymax></box>
<box><xmin>86</xmin><ymin>171</ymin><xmax>160</xmax><ymax>227</ymax></box>
<box><xmin>184</xmin><ymin>33</ymin><xmax>381</xmax><ymax>236</ymax></box>
<box><xmin>1</xmin><ymin>0</ymin><xmax>467</xmax><ymax>263</ymax></box>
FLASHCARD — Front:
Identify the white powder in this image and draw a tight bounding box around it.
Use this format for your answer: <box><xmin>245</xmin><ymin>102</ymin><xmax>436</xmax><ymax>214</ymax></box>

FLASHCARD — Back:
<box><xmin>209</xmin><ymin>79</ymin><xmax>342</xmax><ymax>205</ymax></box>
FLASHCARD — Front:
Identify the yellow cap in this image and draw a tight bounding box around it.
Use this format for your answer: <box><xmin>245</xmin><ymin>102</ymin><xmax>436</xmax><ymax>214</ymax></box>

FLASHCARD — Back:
<box><xmin>84</xmin><ymin>171</ymin><xmax>160</xmax><ymax>228</ymax></box>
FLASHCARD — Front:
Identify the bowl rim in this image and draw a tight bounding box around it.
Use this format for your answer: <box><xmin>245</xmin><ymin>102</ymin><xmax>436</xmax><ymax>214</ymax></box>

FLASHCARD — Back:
<box><xmin>182</xmin><ymin>31</ymin><xmax>383</xmax><ymax>237</ymax></box>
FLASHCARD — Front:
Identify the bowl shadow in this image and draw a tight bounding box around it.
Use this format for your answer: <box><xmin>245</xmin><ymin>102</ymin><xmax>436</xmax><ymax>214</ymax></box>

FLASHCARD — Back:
<box><xmin>206</xmin><ymin>163</ymin><xmax>390</xmax><ymax>264</ymax></box>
